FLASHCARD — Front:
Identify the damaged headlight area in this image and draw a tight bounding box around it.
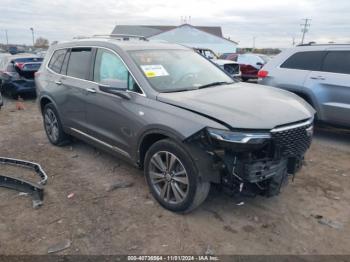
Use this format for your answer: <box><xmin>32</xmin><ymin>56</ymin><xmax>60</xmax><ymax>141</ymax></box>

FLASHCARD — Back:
<box><xmin>207</xmin><ymin>127</ymin><xmax>271</xmax><ymax>150</ymax></box>
<box><xmin>186</xmin><ymin>121</ymin><xmax>313</xmax><ymax>198</ymax></box>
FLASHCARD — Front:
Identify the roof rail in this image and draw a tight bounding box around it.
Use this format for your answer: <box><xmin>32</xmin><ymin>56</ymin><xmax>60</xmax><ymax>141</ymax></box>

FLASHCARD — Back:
<box><xmin>297</xmin><ymin>42</ymin><xmax>316</xmax><ymax>46</ymax></box>
<box><xmin>297</xmin><ymin>42</ymin><xmax>350</xmax><ymax>47</ymax></box>
<box><xmin>93</xmin><ymin>34</ymin><xmax>148</xmax><ymax>41</ymax></box>
<box><xmin>73</xmin><ymin>34</ymin><xmax>148</xmax><ymax>41</ymax></box>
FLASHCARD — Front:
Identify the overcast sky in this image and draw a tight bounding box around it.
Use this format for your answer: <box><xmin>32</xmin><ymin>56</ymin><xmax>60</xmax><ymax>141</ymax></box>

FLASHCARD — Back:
<box><xmin>0</xmin><ymin>0</ymin><xmax>349</xmax><ymax>48</ymax></box>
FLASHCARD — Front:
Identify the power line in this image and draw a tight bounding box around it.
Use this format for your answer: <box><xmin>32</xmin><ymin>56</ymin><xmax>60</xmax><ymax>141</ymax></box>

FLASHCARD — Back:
<box><xmin>300</xmin><ymin>18</ymin><xmax>311</xmax><ymax>44</ymax></box>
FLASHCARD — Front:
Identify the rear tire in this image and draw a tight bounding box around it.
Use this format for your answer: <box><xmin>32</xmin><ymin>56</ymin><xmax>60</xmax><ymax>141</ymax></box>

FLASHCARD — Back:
<box><xmin>144</xmin><ymin>139</ymin><xmax>210</xmax><ymax>213</ymax></box>
<box><xmin>43</xmin><ymin>103</ymin><xmax>70</xmax><ymax>146</ymax></box>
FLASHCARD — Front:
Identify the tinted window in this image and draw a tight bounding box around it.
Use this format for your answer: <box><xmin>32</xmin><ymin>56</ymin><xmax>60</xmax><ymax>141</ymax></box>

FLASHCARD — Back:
<box><xmin>322</xmin><ymin>51</ymin><xmax>350</xmax><ymax>74</ymax></box>
<box><xmin>281</xmin><ymin>51</ymin><xmax>326</xmax><ymax>71</ymax></box>
<box><xmin>93</xmin><ymin>49</ymin><xmax>142</xmax><ymax>93</ymax></box>
<box><xmin>67</xmin><ymin>48</ymin><xmax>92</xmax><ymax>79</ymax></box>
<box><xmin>60</xmin><ymin>49</ymin><xmax>70</xmax><ymax>75</ymax></box>
<box><xmin>48</xmin><ymin>49</ymin><xmax>66</xmax><ymax>73</ymax></box>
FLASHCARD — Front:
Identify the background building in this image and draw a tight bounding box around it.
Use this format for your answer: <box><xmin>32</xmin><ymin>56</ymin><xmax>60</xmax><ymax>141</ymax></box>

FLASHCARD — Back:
<box><xmin>111</xmin><ymin>24</ymin><xmax>238</xmax><ymax>54</ymax></box>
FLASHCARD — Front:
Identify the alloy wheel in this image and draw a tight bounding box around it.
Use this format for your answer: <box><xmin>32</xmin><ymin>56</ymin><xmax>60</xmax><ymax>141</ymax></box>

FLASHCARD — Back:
<box><xmin>44</xmin><ymin>108</ymin><xmax>59</xmax><ymax>142</ymax></box>
<box><xmin>149</xmin><ymin>151</ymin><xmax>189</xmax><ymax>204</ymax></box>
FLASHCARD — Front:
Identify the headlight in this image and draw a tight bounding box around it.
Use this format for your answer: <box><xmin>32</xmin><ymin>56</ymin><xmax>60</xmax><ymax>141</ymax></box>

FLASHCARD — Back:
<box><xmin>207</xmin><ymin>128</ymin><xmax>271</xmax><ymax>145</ymax></box>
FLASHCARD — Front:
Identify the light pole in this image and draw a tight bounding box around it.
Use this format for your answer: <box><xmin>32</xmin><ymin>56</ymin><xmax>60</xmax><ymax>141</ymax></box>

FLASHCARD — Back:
<box><xmin>4</xmin><ymin>30</ymin><xmax>8</xmax><ymax>46</ymax></box>
<box><xmin>300</xmin><ymin>18</ymin><xmax>311</xmax><ymax>45</ymax></box>
<box><xmin>30</xmin><ymin>27</ymin><xmax>35</xmax><ymax>47</ymax></box>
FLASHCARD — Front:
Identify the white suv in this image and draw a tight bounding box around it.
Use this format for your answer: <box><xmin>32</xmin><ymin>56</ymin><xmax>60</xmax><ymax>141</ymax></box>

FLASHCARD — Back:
<box><xmin>259</xmin><ymin>44</ymin><xmax>350</xmax><ymax>128</ymax></box>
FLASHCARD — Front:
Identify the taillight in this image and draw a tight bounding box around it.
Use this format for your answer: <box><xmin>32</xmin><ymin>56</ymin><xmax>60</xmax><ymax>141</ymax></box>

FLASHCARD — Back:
<box><xmin>15</xmin><ymin>62</ymin><xmax>25</xmax><ymax>70</ymax></box>
<box><xmin>257</xmin><ymin>70</ymin><xmax>269</xmax><ymax>78</ymax></box>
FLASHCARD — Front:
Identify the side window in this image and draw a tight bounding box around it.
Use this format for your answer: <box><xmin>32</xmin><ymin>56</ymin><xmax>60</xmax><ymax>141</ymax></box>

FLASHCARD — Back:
<box><xmin>322</xmin><ymin>51</ymin><xmax>350</xmax><ymax>74</ymax></box>
<box><xmin>48</xmin><ymin>49</ymin><xmax>67</xmax><ymax>73</ymax></box>
<box><xmin>280</xmin><ymin>51</ymin><xmax>326</xmax><ymax>71</ymax></box>
<box><xmin>94</xmin><ymin>49</ymin><xmax>142</xmax><ymax>93</ymax></box>
<box><xmin>67</xmin><ymin>48</ymin><xmax>92</xmax><ymax>79</ymax></box>
<box><xmin>94</xmin><ymin>49</ymin><xmax>128</xmax><ymax>83</ymax></box>
<box><xmin>60</xmin><ymin>49</ymin><xmax>70</xmax><ymax>75</ymax></box>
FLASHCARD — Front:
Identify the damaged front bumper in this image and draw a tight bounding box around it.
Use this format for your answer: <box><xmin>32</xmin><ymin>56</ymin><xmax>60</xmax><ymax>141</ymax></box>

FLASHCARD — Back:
<box><xmin>185</xmin><ymin>118</ymin><xmax>313</xmax><ymax>197</ymax></box>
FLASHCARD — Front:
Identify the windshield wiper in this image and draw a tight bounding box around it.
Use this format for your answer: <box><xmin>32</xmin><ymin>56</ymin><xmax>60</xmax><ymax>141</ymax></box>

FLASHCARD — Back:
<box><xmin>162</xmin><ymin>88</ymin><xmax>197</xmax><ymax>93</ymax></box>
<box><xmin>197</xmin><ymin>81</ymin><xmax>233</xmax><ymax>89</ymax></box>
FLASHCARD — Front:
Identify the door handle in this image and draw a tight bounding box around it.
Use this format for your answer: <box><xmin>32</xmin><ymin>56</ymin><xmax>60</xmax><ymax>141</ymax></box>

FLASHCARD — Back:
<box><xmin>310</xmin><ymin>76</ymin><xmax>325</xmax><ymax>80</ymax></box>
<box><xmin>55</xmin><ymin>81</ymin><xmax>62</xmax><ymax>85</ymax></box>
<box><xmin>86</xmin><ymin>88</ymin><xmax>97</xmax><ymax>93</ymax></box>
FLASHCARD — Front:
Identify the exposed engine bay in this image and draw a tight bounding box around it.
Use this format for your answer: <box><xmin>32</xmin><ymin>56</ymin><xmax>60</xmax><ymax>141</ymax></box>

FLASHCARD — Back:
<box><xmin>185</xmin><ymin>118</ymin><xmax>313</xmax><ymax>197</ymax></box>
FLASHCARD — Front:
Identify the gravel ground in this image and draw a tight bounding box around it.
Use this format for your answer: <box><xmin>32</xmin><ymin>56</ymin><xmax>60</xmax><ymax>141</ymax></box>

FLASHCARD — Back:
<box><xmin>0</xmin><ymin>97</ymin><xmax>349</xmax><ymax>255</ymax></box>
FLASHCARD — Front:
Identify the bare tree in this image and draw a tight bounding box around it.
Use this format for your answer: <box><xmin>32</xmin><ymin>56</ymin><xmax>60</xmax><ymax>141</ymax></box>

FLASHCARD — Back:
<box><xmin>34</xmin><ymin>37</ymin><xmax>49</xmax><ymax>48</ymax></box>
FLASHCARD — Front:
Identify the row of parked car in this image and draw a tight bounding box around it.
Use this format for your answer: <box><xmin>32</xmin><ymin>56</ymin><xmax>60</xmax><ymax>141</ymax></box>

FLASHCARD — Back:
<box><xmin>1</xmin><ymin>43</ymin><xmax>349</xmax><ymax>129</ymax></box>
<box><xmin>1</xmin><ymin>36</ymin><xmax>348</xmax><ymax>212</ymax></box>
<box><xmin>195</xmin><ymin>44</ymin><xmax>350</xmax><ymax>128</ymax></box>
<box><xmin>194</xmin><ymin>48</ymin><xmax>271</xmax><ymax>81</ymax></box>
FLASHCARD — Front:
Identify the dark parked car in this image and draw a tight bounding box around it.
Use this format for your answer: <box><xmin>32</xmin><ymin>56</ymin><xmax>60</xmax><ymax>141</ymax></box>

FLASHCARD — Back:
<box><xmin>0</xmin><ymin>54</ymin><xmax>43</xmax><ymax>98</ymax></box>
<box><xmin>36</xmin><ymin>36</ymin><xmax>315</xmax><ymax>212</ymax></box>
<box><xmin>0</xmin><ymin>92</ymin><xmax>3</xmax><ymax>109</ymax></box>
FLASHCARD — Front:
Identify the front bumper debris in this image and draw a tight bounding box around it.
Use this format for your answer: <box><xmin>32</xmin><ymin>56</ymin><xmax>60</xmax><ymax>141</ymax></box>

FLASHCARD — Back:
<box><xmin>0</xmin><ymin>157</ymin><xmax>48</xmax><ymax>208</ymax></box>
<box><xmin>185</xmin><ymin>119</ymin><xmax>313</xmax><ymax>197</ymax></box>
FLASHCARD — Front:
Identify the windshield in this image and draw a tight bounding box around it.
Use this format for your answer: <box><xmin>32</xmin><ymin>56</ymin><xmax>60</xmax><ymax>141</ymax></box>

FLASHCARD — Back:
<box><xmin>129</xmin><ymin>49</ymin><xmax>234</xmax><ymax>93</ymax></box>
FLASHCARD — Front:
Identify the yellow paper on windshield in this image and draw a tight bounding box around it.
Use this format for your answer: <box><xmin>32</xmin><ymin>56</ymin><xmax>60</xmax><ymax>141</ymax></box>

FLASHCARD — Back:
<box><xmin>141</xmin><ymin>65</ymin><xmax>169</xmax><ymax>78</ymax></box>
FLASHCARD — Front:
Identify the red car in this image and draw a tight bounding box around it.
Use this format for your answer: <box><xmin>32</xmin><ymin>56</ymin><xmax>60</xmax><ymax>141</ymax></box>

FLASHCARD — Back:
<box><xmin>220</xmin><ymin>53</ymin><xmax>270</xmax><ymax>81</ymax></box>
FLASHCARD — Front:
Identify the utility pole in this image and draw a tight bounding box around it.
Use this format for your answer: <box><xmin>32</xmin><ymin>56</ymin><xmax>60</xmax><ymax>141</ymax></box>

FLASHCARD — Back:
<box><xmin>30</xmin><ymin>27</ymin><xmax>35</xmax><ymax>47</ymax></box>
<box><xmin>300</xmin><ymin>18</ymin><xmax>311</xmax><ymax>44</ymax></box>
<box><xmin>252</xmin><ymin>36</ymin><xmax>256</xmax><ymax>50</ymax></box>
<box><xmin>5</xmin><ymin>30</ymin><xmax>8</xmax><ymax>46</ymax></box>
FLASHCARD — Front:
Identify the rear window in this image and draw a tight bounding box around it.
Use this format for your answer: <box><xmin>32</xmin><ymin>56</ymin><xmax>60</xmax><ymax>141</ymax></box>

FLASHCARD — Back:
<box><xmin>48</xmin><ymin>49</ymin><xmax>67</xmax><ymax>73</ymax></box>
<box><xmin>280</xmin><ymin>51</ymin><xmax>326</xmax><ymax>71</ymax></box>
<box><xmin>13</xmin><ymin>57</ymin><xmax>43</xmax><ymax>72</ymax></box>
<box><xmin>322</xmin><ymin>51</ymin><xmax>350</xmax><ymax>74</ymax></box>
<box><xmin>13</xmin><ymin>57</ymin><xmax>43</xmax><ymax>63</ymax></box>
<box><xmin>66</xmin><ymin>48</ymin><xmax>92</xmax><ymax>79</ymax></box>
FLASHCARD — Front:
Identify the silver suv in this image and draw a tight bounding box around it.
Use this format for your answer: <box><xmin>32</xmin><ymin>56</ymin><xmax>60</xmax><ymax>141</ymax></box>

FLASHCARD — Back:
<box><xmin>258</xmin><ymin>44</ymin><xmax>350</xmax><ymax>128</ymax></box>
<box><xmin>36</xmin><ymin>36</ymin><xmax>315</xmax><ymax>212</ymax></box>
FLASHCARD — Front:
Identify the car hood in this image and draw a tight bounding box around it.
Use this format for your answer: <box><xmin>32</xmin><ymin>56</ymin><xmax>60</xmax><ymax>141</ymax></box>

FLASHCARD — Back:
<box><xmin>157</xmin><ymin>83</ymin><xmax>315</xmax><ymax>130</ymax></box>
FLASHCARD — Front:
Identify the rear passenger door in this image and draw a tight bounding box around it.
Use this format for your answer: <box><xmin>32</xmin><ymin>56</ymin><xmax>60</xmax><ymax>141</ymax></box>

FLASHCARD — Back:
<box><xmin>278</xmin><ymin>51</ymin><xmax>326</xmax><ymax>94</ymax></box>
<box><xmin>60</xmin><ymin>47</ymin><xmax>95</xmax><ymax>131</ymax></box>
<box><xmin>305</xmin><ymin>50</ymin><xmax>350</xmax><ymax>126</ymax></box>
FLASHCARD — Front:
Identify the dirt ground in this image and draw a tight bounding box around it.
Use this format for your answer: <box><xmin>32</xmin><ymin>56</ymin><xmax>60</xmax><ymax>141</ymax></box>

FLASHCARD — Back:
<box><xmin>0</xmin><ymin>97</ymin><xmax>349</xmax><ymax>255</ymax></box>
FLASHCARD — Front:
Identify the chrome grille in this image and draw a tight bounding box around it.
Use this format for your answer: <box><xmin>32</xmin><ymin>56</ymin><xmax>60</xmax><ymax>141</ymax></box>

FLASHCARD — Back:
<box><xmin>271</xmin><ymin>122</ymin><xmax>313</xmax><ymax>157</ymax></box>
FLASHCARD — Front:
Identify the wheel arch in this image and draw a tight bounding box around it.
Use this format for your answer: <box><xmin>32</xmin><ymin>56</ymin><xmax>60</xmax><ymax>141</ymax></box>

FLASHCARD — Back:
<box><xmin>136</xmin><ymin>128</ymin><xmax>186</xmax><ymax>168</ymax></box>
<box><xmin>39</xmin><ymin>95</ymin><xmax>55</xmax><ymax>114</ymax></box>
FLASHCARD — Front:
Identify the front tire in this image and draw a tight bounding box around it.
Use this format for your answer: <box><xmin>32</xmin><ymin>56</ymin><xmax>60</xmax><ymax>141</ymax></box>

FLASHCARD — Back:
<box><xmin>144</xmin><ymin>139</ymin><xmax>210</xmax><ymax>213</ymax></box>
<box><xmin>43</xmin><ymin>103</ymin><xmax>70</xmax><ymax>146</ymax></box>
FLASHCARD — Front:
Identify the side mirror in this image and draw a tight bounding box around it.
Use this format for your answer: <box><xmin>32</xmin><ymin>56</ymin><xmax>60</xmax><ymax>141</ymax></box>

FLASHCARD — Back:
<box><xmin>99</xmin><ymin>79</ymin><xmax>130</xmax><ymax>100</ymax></box>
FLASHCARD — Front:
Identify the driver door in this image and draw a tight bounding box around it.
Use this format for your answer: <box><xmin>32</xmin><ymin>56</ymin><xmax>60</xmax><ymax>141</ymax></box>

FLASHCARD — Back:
<box><xmin>83</xmin><ymin>48</ymin><xmax>144</xmax><ymax>158</ymax></box>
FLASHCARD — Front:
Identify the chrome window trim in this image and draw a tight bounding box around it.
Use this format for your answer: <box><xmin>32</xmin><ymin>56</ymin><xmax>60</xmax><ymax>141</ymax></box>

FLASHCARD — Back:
<box><xmin>271</xmin><ymin>118</ymin><xmax>313</xmax><ymax>133</ymax></box>
<box><xmin>45</xmin><ymin>45</ymin><xmax>146</xmax><ymax>97</ymax></box>
<box><xmin>70</xmin><ymin>127</ymin><xmax>130</xmax><ymax>158</ymax></box>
